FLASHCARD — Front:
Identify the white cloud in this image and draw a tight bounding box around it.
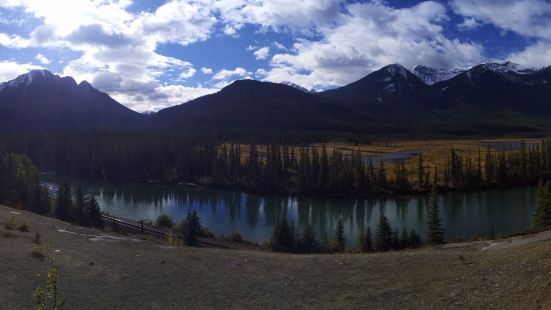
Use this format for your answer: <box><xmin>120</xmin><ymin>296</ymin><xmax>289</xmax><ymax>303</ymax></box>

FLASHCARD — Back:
<box><xmin>0</xmin><ymin>60</ymin><xmax>43</xmax><ymax>82</ymax></box>
<box><xmin>272</xmin><ymin>41</ymin><xmax>287</xmax><ymax>50</ymax></box>
<box><xmin>131</xmin><ymin>0</ymin><xmax>216</xmax><ymax>46</ymax></box>
<box><xmin>214</xmin><ymin>0</ymin><xmax>342</xmax><ymax>34</ymax></box>
<box><xmin>508</xmin><ymin>41</ymin><xmax>551</xmax><ymax>68</ymax></box>
<box><xmin>35</xmin><ymin>53</ymin><xmax>50</xmax><ymax>64</ymax></box>
<box><xmin>200</xmin><ymin>67</ymin><xmax>213</xmax><ymax>74</ymax></box>
<box><xmin>458</xmin><ymin>18</ymin><xmax>481</xmax><ymax>30</ymax></box>
<box><xmin>112</xmin><ymin>84</ymin><xmax>217</xmax><ymax>112</ymax></box>
<box><xmin>179</xmin><ymin>67</ymin><xmax>197</xmax><ymax>79</ymax></box>
<box><xmin>452</xmin><ymin>0</ymin><xmax>551</xmax><ymax>39</ymax></box>
<box><xmin>253</xmin><ymin>46</ymin><xmax>270</xmax><ymax>60</ymax></box>
<box><xmin>213</xmin><ymin>67</ymin><xmax>247</xmax><ymax>80</ymax></box>
<box><xmin>260</xmin><ymin>1</ymin><xmax>484</xmax><ymax>89</ymax></box>
<box><xmin>0</xmin><ymin>32</ymin><xmax>30</xmax><ymax>48</ymax></box>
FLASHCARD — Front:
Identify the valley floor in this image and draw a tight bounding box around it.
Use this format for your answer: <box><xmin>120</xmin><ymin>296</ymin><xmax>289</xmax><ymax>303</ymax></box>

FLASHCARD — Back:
<box><xmin>2</xmin><ymin>205</ymin><xmax>551</xmax><ymax>309</ymax></box>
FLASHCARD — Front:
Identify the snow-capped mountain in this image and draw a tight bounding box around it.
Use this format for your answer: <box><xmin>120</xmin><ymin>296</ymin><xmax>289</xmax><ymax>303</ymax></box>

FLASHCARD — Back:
<box><xmin>0</xmin><ymin>69</ymin><xmax>59</xmax><ymax>91</ymax></box>
<box><xmin>478</xmin><ymin>62</ymin><xmax>536</xmax><ymax>75</ymax></box>
<box><xmin>412</xmin><ymin>62</ymin><xmax>539</xmax><ymax>85</ymax></box>
<box><xmin>280</xmin><ymin>81</ymin><xmax>316</xmax><ymax>93</ymax></box>
<box><xmin>411</xmin><ymin>65</ymin><xmax>465</xmax><ymax>85</ymax></box>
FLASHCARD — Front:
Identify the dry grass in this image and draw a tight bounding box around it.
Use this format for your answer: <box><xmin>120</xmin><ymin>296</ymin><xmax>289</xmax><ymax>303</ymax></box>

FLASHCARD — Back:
<box><xmin>3</xmin><ymin>205</ymin><xmax>551</xmax><ymax>309</ymax></box>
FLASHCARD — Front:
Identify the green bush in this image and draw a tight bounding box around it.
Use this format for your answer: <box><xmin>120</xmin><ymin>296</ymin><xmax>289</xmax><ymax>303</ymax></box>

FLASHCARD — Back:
<box><xmin>155</xmin><ymin>214</ymin><xmax>174</xmax><ymax>229</ymax></box>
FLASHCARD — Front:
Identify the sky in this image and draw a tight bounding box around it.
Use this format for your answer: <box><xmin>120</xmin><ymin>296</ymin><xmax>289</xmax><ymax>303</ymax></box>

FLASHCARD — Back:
<box><xmin>0</xmin><ymin>0</ymin><xmax>550</xmax><ymax>112</ymax></box>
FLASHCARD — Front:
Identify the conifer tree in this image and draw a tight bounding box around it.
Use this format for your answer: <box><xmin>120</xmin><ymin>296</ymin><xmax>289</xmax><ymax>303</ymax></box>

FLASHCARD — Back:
<box><xmin>270</xmin><ymin>216</ymin><xmax>295</xmax><ymax>252</ymax></box>
<box><xmin>391</xmin><ymin>229</ymin><xmax>400</xmax><ymax>250</ymax></box>
<box><xmin>427</xmin><ymin>184</ymin><xmax>444</xmax><ymax>244</ymax></box>
<box><xmin>30</xmin><ymin>183</ymin><xmax>51</xmax><ymax>215</ymax></box>
<box><xmin>400</xmin><ymin>228</ymin><xmax>409</xmax><ymax>249</ymax></box>
<box><xmin>74</xmin><ymin>186</ymin><xmax>87</xmax><ymax>225</ymax></box>
<box><xmin>86</xmin><ymin>196</ymin><xmax>104</xmax><ymax>228</ymax></box>
<box><xmin>335</xmin><ymin>218</ymin><xmax>346</xmax><ymax>252</ymax></box>
<box><xmin>375</xmin><ymin>214</ymin><xmax>392</xmax><ymax>251</ymax></box>
<box><xmin>182</xmin><ymin>209</ymin><xmax>202</xmax><ymax>246</ymax></box>
<box><xmin>409</xmin><ymin>229</ymin><xmax>421</xmax><ymax>248</ymax></box>
<box><xmin>364</xmin><ymin>226</ymin><xmax>374</xmax><ymax>252</ymax></box>
<box><xmin>417</xmin><ymin>153</ymin><xmax>424</xmax><ymax>191</ymax></box>
<box><xmin>56</xmin><ymin>182</ymin><xmax>72</xmax><ymax>222</ymax></box>
<box><xmin>300</xmin><ymin>224</ymin><xmax>318</xmax><ymax>253</ymax></box>
<box><xmin>534</xmin><ymin>180</ymin><xmax>551</xmax><ymax>228</ymax></box>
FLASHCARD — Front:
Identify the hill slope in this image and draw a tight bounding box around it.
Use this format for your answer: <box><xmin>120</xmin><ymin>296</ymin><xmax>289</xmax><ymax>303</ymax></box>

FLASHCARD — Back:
<box><xmin>3</xmin><ymin>205</ymin><xmax>551</xmax><ymax>309</ymax></box>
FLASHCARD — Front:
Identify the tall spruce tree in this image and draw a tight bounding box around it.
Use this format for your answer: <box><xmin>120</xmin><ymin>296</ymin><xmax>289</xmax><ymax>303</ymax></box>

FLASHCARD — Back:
<box><xmin>30</xmin><ymin>183</ymin><xmax>51</xmax><ymax>215</ymax></box>
<box><xmin>270</xmin><ymin>216</ymin><xmax>295</xmax><ymax>252</ymax></box>
<box><xmin>74</xmin><ymin>186</ymin><xmax>87</xmax><ymax>225</ymax></box>
<box><xmin>375</xmin><ymin>214</ymin><xmax>392</xmax><ymax>251</ymax></box>
<box><xmin>427</xmin><ymin>184</ymin><xmax>444</xmax><ymax>244</ymax></box>
<box><xmin>300</xmin><ymin>224</ymin><xmax>318</xmax><ymax>253</ymax></box>
<box><xmin>534</xmin><ymin>180</ymin><xmax>551</xmax><ymax>228</ymax></box>
<box><xmin>86</xmin><ymin>196</ymin><xmax>104</xmax><ymax>228</ymax></box>
<box><xmin>56</xmin><ymin>182</ymin><xmax>72</xmax><ymax>222</ymax></box>
<box><xmin>182</xmin><ymin>210</ymin><xmax>202</xmax><ymax>246</ymax></box>
<box><xmin>335</xmin><ymin>219</ymin><xmax>346</xmax><ymax>252</ymax></box>
<box><xmin>409</xmin><ymin>229</ymin><xmax>422</xmax><ymax>248</ymax></box>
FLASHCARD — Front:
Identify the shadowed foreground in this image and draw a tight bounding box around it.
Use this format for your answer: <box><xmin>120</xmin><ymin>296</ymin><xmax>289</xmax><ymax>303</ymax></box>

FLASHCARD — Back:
<box><xmin>1</xmin><ymin>205</ymin><xmax>551</xmax><ymax>309</ymax></box>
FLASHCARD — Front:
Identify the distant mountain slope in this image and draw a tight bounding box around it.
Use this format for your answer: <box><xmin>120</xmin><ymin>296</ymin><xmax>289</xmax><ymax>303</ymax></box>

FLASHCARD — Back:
<box><xmin>0</xmin><ymin>70</ymin><xmax>143</xmax><ymax>130</ymax></box>
<box><xmin>435</xmin><ymin>63</ymin><xmax>551</xmax><ymax>114</ymax></box>
<box><xmin>148</xmin><ymin>79</ymin><xmax>373</xmax><ymax>132</ymax></box>
<box><xmin>319</xmin><ymin>64</ymin><xmax>437</xmax><ymax>113</ymax></box>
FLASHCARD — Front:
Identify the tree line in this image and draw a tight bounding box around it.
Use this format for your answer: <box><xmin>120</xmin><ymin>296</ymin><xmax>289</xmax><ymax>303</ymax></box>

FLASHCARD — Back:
<box><xmin>3</xmin><ymin>132</ymin><xmax>551</xmax><ymax>197</ymax></box>
<box><xmin>0</xmin><ymin>152</ymin><xmax>103</xmax><ymax>228</ymax></box>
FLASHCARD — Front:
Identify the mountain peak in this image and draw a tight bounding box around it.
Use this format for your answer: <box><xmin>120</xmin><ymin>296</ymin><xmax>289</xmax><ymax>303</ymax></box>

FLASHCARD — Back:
<box><xmin>384</xmin><ymin>64</ymin><xmax>409</xmax><ymax>78</ymax></box>
<box><xmin>477</xmin><ymin>62</ymin><xmax>536</xmax><ymax>75</ymax></box>
<box><xmin>0</xmin><ymin>70</ymin><xmax>143</xmax><ymax>130</ymax></box>
<box><xmin>79</xmin><ymin>80</ymin><xmax>93</xmax><ymax>88</ymax></box>
<box><xmin>280</xmin><ymin>81</ymin><xmax>316</xmax><ymax>93</ymax></box>
<box><xmin>0</xmin><ymin>69</ymin><xmax>58</xmax><ymax>90</ymax></box>
<box><xmin>411</xmin><ymin>65</ymin><xmax>465</xmax><ymax>85</ymax></box>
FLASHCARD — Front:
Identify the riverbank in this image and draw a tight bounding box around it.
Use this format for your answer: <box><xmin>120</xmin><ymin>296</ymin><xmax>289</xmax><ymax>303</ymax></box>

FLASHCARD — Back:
<box><xmin>2</xmin><ymin>205</ymin><xmax>551</xmax><ymax>309</ymax></box>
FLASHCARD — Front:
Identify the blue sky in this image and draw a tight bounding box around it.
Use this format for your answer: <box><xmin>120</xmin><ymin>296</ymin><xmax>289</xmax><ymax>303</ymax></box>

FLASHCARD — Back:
<box><xmin>1</xmin><ymin>0</ymin><xmax>550</xmax><ymax>112</ymax></box>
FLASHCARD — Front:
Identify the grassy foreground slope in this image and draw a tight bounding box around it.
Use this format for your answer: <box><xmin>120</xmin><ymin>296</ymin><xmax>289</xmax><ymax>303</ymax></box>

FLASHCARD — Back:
<box><xmin>1</xmin><ymin>205</ymin><xmax>551</xmax><ymax>309</ymax></box>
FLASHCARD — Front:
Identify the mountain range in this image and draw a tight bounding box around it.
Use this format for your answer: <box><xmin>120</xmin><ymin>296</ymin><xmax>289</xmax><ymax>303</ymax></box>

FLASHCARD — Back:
<box><xmin>1</xmin><ymin>62</ymin><xmax>551</xmax><ymax>135</ymax></box>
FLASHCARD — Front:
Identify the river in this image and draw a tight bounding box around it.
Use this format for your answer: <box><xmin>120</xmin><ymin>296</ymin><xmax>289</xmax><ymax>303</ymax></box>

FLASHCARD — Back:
<box><xmin>41</xmin><ymin>176</ymin><xmax>537</xmax><ymax>245</ymax></box>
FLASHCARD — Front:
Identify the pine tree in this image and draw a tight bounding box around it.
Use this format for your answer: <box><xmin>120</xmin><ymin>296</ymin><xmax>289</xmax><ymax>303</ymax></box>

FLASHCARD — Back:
<box><xmin>400</xmin><ymin>228</ymin><xmax>409</xmax><ymax>249</ymax></box>
<box><xmin>55</xmin><ymin>182</ymin><xmax>72</xmax><ymax>222</ymax></box>
<box><xmin>86</xmin><ymin>196</ymin><xmax>104</xmax><ymax>228</ymax></box>
<box><xmin>270</xmin><ymin>216</ymin><xmax>295</xmax><ymax>252</ymax></box>
<box><xmin>375</xmin><ymin>214</ymin><xmax>392</xmax><ymax>251</ymax></box>
<box><xmin>74</xmin><ymin>186</ymin><xmax>87</xmax><ymax>226</ymax></box>
<box><xmin>534</xmin><ymin>180</ymin><xmax>551</xmax><ymax>228</ymax></box>
<box><xmin>427</xmin><ymin>184</ymin><xmax>444</xmax><ymax>244</ymax></box>
<box><xmin>364</xmin><ymin>226</ymin><xmax>374</xmax><ymax>252</ymax></box>
<box><xmin>30</xmin><ymin>183</ymin><xmax>51</xmax><ymax>215</ymax></box>
<box><xmin>391</xmin><ymin>229</ymin><xmax>400</xmax><ymax>250</ymax></box>
<box><xmin>417</xmin><ymin>153</ymin><xmax>425</xmax><ymax>191</ymax></box>
<box><xmin>409</xmin><ymin>229</ymin><xmax>422</xmax><ymax>248</ymax></box>
<box><xmin>182</xmin><ymin>209</ymin><xmax>202</xmax><ymax>246</ymax></box>
<box><xmin>335</xmin><ymin>218</ymin><xmax>346</xmax><ymax>252</ymax></box>
<box><xmin>300</xmin><ymin>224</ymin><xmax>318</xmax><ymax>253</ymax></box>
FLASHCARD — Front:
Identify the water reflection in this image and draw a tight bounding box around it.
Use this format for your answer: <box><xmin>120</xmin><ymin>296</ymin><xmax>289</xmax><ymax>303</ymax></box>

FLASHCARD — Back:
<box><xmin>42</xmin><ymin>176</ymin><xmax>536</xmax><ymax>244</ymax></box>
